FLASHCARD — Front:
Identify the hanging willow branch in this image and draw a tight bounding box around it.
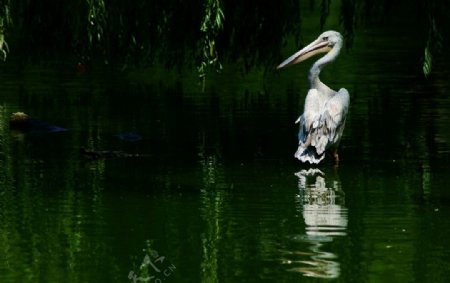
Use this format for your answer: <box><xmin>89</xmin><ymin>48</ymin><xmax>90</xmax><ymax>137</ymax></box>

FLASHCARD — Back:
<box><xmin>86</xmin><ymin>0</ymin><xmax>107</xmax><ymax>56</ymax></box>
<box><xmin>0</xmin><ymin>0</ymin><xmax>11</xmax><ymax>61</ymax></box>
<box><xmin>198</xmin><ymin>0</ymin><xmax>225</xmax><ymax>90</ymax></box>
<box><xmin>423</xmin><ymin>17</ymin><xmax>443</xmax><ymax>77</ymax></box>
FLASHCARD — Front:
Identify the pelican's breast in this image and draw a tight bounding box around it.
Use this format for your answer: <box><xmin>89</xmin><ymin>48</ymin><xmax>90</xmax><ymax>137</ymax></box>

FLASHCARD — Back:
<box><xmin>302</xmin><ymin>89</ymin><xmax>321</xmax><ymax>128</ymax></box>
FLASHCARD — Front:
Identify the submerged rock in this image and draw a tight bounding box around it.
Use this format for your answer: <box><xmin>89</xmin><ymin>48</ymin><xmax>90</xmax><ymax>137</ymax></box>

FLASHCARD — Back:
<box><xmin>9</xmin><ymin>112</ymin><xmax>68</xmax><ymax>133</ymax></box>
<box><xmin>115</xmin><ymin>132</ymin><xmax>143</xmax><ymax>142</ymax></box>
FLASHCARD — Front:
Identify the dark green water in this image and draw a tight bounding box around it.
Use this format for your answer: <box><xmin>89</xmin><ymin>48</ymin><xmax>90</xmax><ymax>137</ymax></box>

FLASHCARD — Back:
<box><xmin>1</xmin><ymin>28</ymin><xmax>450</xmax><ymax>283</ymax></box>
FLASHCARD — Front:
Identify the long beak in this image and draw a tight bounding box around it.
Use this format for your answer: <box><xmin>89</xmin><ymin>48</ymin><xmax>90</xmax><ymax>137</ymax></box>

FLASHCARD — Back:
<box><xmin>277</xmin><ymin>39</ymin><xmax>331</xmax><ymax>69</ymax></box>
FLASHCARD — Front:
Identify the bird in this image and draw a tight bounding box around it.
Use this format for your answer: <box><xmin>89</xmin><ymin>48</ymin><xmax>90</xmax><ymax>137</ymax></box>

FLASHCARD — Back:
<box><xmin>277</xmin><ymin>30</ymin><xmax>349</xmax><ymax>164</ymax></box>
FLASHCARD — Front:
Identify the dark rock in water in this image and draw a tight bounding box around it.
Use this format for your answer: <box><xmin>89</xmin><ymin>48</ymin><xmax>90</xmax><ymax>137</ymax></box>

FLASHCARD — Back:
<box><xmin>115</xmin><ymin>132</ymin><xmax>142</xmax><ymax>142</ymax></box>
<box><xmin>10</xmin><ymin>112</ymin><xmax>67</xmax><ymax>133</ymax></box>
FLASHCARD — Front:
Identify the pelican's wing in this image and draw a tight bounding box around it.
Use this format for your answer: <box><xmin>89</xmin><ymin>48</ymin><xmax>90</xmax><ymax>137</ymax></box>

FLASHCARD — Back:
<box><xmin>296</xmin><ymin>89</ymin><xmax>321</xmax><ymax>142</ymax></box>
<box><xmin>295</xmin><ymin>89</ymin><xmax>326</xmax><ymax>163</ymax></box>
<box><xmin>321</xmin><ymin>88</ymin><xmax>350</xmax><ymax>144</ymax></box>
<box><xmin>294</xmin><ymin>88</ymin><xmax>349</xmax><ymax>164</ymax></box>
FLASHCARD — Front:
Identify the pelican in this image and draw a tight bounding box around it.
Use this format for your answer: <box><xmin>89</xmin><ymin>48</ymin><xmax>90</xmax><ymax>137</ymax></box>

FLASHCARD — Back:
<box><xmin>277</xmin><ymin>31</ymin><xmax>349</xmax><ymax>164</ymax></box>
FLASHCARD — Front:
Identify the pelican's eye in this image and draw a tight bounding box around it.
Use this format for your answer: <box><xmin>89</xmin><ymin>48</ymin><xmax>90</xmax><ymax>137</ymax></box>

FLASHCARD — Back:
<box><xmin>322</xmin><ymin>36</ymin><xmax>329</xmax><ymax>41</ymax></box>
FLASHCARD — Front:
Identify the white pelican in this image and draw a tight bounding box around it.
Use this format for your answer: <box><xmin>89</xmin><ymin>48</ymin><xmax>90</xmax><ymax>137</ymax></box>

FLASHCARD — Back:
<box><xmin>278</xmin><ymin>31</ymin><xmax>349</xmax><ymax>164</ymax></box>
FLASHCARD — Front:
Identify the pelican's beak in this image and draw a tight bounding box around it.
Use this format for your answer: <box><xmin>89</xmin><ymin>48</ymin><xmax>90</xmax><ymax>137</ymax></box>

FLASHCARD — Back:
<box><xmin>277</xmin><ymin>38</ymin><xmax>331</xmax><ymax>69</ymax></box>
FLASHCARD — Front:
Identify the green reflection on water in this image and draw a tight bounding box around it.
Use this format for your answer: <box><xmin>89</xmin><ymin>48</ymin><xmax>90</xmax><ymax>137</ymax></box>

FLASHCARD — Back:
<box><xmin>0</xmin><ymin>107</ymin><xmax>120</xmax><ymax>282</ymax></box>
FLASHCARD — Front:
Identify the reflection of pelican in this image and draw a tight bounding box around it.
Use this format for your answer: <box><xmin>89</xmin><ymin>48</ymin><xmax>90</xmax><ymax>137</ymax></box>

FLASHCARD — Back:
<box><xmin>295</xmin><ymin>169</ymin><xmax>347</xmax><ymax>236</ymax></box>
<box><xmin>283</xmin><ymin>168</ymin><xmax>347</xmax><ymax>279</ymax></box>
<box><xmin>278</xmin><ymin>31</ymin><xmax>349</xmax><ymax>164</ymax></box>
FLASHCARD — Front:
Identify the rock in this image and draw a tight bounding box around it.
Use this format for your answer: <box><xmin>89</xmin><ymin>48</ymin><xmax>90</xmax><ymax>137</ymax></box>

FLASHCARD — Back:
<box><xmin>9</xmin><ymin>112</ymin><xmax>67</xmax><ymax>133</ymax></box>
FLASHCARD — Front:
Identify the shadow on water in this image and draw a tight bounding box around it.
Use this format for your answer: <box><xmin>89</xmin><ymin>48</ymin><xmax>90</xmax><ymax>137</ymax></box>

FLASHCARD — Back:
<box><xmin>281</xmin><ymin>168</ymin><xmax>347</xmax><ymax>279</ymax></box>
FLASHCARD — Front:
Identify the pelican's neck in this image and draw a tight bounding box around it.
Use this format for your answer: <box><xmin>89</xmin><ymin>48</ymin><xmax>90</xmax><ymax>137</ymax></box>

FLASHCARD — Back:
<box><xmin>308</xmin><ymin>41</ymin><xmax>342</xmax><ymax>90</ymax></box>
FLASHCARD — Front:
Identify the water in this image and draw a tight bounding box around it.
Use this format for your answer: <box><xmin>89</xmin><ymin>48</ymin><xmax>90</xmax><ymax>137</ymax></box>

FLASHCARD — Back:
<box><xmin>1</xmin><ymin>28</ymin><xmax>450</xmax><ymax>283</ymax></box>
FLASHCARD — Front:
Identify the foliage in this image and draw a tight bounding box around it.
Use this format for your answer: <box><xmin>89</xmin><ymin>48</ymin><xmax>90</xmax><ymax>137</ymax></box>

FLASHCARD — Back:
<box><xmin>422</xmin><ymin>22</ymin><xmax>442</xmax><ymax>78</ymax></box>
<box><xmin>0</xmin><ymin>0</ymin><xmax>11</xmax><ymax>61</ymax></box>
<box><xmin>339</xmin><ymin>0</ymin><xmax>356</xmax><ymax>49</ymax></box>
<box><xmin>198</xmin><ymin>0</ymin><xmax>225</xmax><ymax>90</ymax></box>
<box><xmin>1</xmin><ymin>0</ymin><xmax>449</xmax><ymax>78</ymax></box>
<box><xmin>422</xmin><ymin>1</ymin><xmax>445</xmax><ymax>77</ymax></box>
<box><xmin>86</xmin><ymin>0</ymin><xmax>107</xmax><ymax>53</ymax></box>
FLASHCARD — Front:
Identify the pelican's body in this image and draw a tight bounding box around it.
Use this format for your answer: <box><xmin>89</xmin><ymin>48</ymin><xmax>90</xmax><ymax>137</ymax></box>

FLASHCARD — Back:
<box><xmin>278</xmin><ymin>31</ymin><xmax>349</xmax><ymax>164</ymax></box>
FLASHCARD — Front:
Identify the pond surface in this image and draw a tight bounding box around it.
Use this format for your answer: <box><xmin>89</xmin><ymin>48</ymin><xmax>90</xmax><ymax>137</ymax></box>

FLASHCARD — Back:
<box><xmin>1</xmin><ymin>27</ymin><xmax>450</xmax><ymax>282</ymax></box>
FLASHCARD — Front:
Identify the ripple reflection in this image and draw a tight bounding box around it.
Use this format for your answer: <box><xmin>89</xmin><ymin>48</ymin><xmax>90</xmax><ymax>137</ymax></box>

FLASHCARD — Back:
<box><xmin>283</xmin><ymin>168</ymin><xmax>348</xmax><ymax>279</ymax></box>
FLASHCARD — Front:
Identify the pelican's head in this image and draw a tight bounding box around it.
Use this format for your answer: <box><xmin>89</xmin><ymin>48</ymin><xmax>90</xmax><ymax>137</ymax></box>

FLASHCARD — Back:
<box><xmin>277</xmin><ymin>31</ymin><xmax>343</xmax><ymax>69</ymax></box>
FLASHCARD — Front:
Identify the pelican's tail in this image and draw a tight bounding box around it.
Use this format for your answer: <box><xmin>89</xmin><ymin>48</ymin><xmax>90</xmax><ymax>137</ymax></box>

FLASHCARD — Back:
<box><xmin>294</xmin><ymin>145</ymin><xmax>325</xmax><ymax>164</ymax></box>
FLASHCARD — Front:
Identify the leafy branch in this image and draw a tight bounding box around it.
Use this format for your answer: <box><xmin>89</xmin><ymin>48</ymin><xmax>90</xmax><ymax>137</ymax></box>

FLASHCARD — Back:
<box><xmin>198</xmin><ymin>0</ymin><xmax>225</xmax><ymax>90</ymax></box>
<box><xmin>0</xmin><ymin>0</ymin><xmax>11</xmax><ymax>61</ymax></box>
